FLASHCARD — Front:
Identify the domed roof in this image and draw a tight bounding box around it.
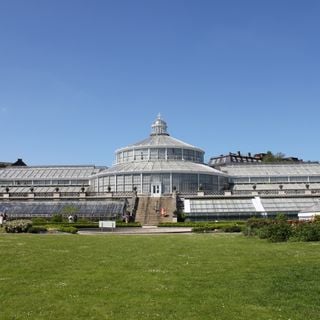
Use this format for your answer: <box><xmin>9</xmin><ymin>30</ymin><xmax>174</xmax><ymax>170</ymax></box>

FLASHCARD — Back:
<box><xmin>94</xmin><ymin>160</ymin><xmax>226</xmax><ymax>176</ymax></box>
<box><xmin>117</xmin><ymin>115</ymin><xmax>204</xmax><ymax>153</ymax></box>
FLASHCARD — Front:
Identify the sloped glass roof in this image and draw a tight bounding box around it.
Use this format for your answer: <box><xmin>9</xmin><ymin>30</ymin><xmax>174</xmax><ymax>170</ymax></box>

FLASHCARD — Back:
<box><xmin>1</xmin><ymin>186</ymin><xmax>84</xmax><ymax>193</ymax></box>
<box><xmin>261</xmin><ymin>198</ymin><xmax>320</xmax><ymax>212</ymax></box>
<box><xmin>187</xmin><ymin>199</ymin><xmax>256</xmax><ymax>213</ymax></box>
<box><xmin>220</xmin><ymin>163</ymin><xmax>320</xmax><ymax>177</ymax></box>
<box><xmin>118</xmin><ymin>135</ymin><xmax>203</xmax><ymax>152</ymax></box>
<box><xmin>300</xmin><ymin>202</ymin><xmax>320</xmax><ymax>212</ymax></box>
<box><xmin>0</xmin><ymin>166</ymin><xmax>104</xmax><ymax>180</ymax></box>
<box><xmin>186</xmin><ymin>197</ymin><xmax>320</xmax><ymax>214</ymax></box>
<box><xmin>0</xmin><ymin>200</ymin><xmax>125</xmax><ymax>217</ymax></box>
<box><xmin>94</xmin><ymin>160</ymin><xmax>226</xmax><ymax>176</ymax></box>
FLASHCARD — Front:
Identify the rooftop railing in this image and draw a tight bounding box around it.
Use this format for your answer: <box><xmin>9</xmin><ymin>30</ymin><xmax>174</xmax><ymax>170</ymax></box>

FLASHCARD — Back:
<box><xmin>1</xmin><ymin>188</ymin><xmax>320</xmax><ymax>200</ymax></box>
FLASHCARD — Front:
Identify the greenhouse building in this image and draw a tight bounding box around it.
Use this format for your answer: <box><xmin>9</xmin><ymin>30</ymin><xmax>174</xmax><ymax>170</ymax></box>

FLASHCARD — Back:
<box><xmin>1</xmin><ymin>115</ymin><xmax>320</xmax><ymax>223</ymax></box>
<box><xmin>91</xmin><ymin>115</ymin><xmax>227</xmax><ymax>196</ymax></box>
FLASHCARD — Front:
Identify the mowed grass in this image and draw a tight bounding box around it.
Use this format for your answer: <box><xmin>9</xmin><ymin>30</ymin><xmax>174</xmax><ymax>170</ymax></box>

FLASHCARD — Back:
<box><xmin>0</xmin><ymin>234</ymin><xmax>319</xmax><ymax>320</ymax></box>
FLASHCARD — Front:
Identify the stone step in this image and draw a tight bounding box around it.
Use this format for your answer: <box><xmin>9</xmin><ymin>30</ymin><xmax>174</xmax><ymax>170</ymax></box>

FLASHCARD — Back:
<box><xmin>135</xmin><ymin>196</ymin><xmax>177</xmax><ymax>226</ymax></box>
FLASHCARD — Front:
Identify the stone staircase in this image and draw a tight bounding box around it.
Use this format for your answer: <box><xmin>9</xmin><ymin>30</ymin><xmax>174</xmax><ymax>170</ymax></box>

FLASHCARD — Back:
<box><xmin>135</xmin><ymin>196</ymin><xmax>177</xmax><ymax>226</ymax></box>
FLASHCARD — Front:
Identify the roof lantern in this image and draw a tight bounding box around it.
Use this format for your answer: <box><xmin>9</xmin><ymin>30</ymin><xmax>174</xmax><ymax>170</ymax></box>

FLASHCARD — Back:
<box><xmin>151</xmin><ymin>113</ymin><xmax>169</xmax><ymax>136</ymax></box>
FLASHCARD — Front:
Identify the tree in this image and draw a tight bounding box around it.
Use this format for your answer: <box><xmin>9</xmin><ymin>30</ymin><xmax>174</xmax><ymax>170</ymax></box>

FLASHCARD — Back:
<box><xmin>262</xmin><ymin>151</ymin><xmax>286</xmax><ymax>163</ymax></box>
<box><xmin>61</xmin><ymin>205</ymin><xmax>78</xmax><ymax>219</ymax></box>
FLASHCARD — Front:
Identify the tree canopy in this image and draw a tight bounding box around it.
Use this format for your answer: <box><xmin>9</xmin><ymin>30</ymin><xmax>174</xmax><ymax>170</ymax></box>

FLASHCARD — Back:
<box><xmin>262</xmin><ymin>151</ymin><xmax>292</xmax><ymax>163</ymax></box>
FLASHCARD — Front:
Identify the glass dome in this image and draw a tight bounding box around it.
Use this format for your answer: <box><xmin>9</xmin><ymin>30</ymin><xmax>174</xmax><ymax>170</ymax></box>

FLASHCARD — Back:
<box><xmin>90</xmin><ymin>115</ymin><xmax>227</xmax><ymax>195</ymax></box>
<box><xmin>115</xmin><ymin>115</ymin><xmax>205</xmax><ymax>164</ymax></box>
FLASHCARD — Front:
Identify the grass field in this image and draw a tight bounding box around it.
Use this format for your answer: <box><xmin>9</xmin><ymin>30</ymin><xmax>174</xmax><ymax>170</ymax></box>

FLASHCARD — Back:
<box><xmin>0</xmin><ymin>233</ymin><xmax>319</xmax><ymax>320</ymax></box>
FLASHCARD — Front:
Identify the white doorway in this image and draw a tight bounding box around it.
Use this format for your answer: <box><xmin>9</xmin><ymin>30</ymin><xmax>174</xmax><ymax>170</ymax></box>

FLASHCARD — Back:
<box><xmin>151</xmin><ymin>183</ymin><xmax>162</xmax><ymax>197</ymax></box>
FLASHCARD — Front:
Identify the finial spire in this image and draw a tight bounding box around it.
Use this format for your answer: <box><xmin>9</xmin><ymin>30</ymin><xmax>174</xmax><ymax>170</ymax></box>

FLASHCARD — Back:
<box><xmin>151</xmin><ymin>114</ymin><xmax>169</xmax><ymax>136</ymax></box>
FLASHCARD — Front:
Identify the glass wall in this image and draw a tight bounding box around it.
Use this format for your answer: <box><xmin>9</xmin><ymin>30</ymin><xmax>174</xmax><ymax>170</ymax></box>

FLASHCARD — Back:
<box><xmin>116</xmin><ymin>147</ymin><xmax>204</xmax><ymax>163</ymax></box>
<box><xmin>93</xmin><ymin>172</ymin><xmax>222</xmax><ymax>194</ymax></box>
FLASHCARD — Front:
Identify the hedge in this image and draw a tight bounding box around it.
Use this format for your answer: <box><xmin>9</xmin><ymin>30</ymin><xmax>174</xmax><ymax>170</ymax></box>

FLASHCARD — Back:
<box><xmin>5</xmin><ymin>220</ymin><xmax>33</xmax><ymax>233</ymax></box>
<box><xmin>192</xmin><ymin>224</ymin><xmax>243</xmax><ymax>233</ymax></box>
<box><xmin>244</xmin><ymin>216</ymin><xmax>320</xmax><ymax>242</ymax></box>
<box><xmin>57</xmin><ymin>226</ymin><xmax>78</xmax><ymax>234</ymax></box>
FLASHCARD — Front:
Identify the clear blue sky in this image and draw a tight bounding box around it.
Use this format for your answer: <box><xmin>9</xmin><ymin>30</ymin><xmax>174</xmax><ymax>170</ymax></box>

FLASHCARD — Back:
<box><xmin>1</xmin><ymin>0</ymin><xmax>319</xmax><ymax>166</ymax></box>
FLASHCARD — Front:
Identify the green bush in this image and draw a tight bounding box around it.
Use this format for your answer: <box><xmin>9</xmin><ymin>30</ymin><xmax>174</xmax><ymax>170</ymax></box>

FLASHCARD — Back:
<box><xmin>5</xmin><ymin>220</ymin><xmax>33</xmax><ymax>233</ymax></box>
<box><xmin>192</xmin><ymin>226</ymin><xmax>216</xmax><ymax>233</ymax></box>
<box><xmin>71</xmin><ymin>223</ymin><xmax>98</xmax><ymax>229</ymax></box>
<box><xmin>192</xmin><ymin>224</ymin><xmax>243</xmax><ymax>233</ymax></box>
<box><xmin>275</xmin><ymin>213</ymin><xmax>287</xmax><ymax>221</ymax></box>
<box><xmin>256</xmin><ymin>226</ymin><xmax>270</xmax><ymax>239</ymax></box>
<box><xmin>77</xmin><ymin>218</ymin><xmax>94</xmax><ymax>224</ymax></box>
<box><xmin>57</xmin><ymin>226</ymin><xmax>78</xmax><ymax>234</ymax></box>
<box><xmin>292</xmin><ymin>223</ymin><xmax>320</xmax><ymax>242</ymax></box>
<box><xmin>177</xmin><ymin>211</ymin><xmax>186</xmax><ymax>222</ymax></box>
<box><xmin>223</xmin><ymin>225</ymin><xmax>242</xmax><ymax>233</ymax></box>
<box><xmin>51</xmin><ymin>214</ymin><xmax>63</xmax><ymax>223</ymax></box>
<box><xmin>244</xmin><ymin>216</ymin><xmax>320</xmax><ymax>243</ymax></box>
<box><xmin>246</xmin><ymin>217</ymin><xmax>271</xmax><ymax>229</ymax></box>
<box><xmin>116</xmin><ymin>222</ymin><xmax>142</xmax><ymax>227</ymax></box>
<box><xmin>32</xmin><ymin>217</ymin><xmax>49</xmax><ymax>225</ymax></box>
<box><xmin>258</xmin><ymin>222</ymin><xmax>292</xmax><ymax>242</ymax></box>
<box><xmin>243</xmin><ymin>217</ymin><xmax>272</xmax><ymax>236</ymax></box>
<box><xmin>313</xmin><ymin>216</ymin><xmax>320</xmax><ymax>223</ymax></box>
<box><xmin>28</xmin><ymin>226</ymin><xmax>47</xmax><ymax>233</ymax></box>
<box><xmin>159</xmin><ymin>221</ymin><xmax>245</xmax><ymax>228</ymax></box>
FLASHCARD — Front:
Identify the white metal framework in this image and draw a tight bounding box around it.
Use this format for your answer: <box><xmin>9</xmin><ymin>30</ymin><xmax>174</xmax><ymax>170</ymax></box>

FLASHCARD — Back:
<box><xmin>91</xmin><ymin>115</ymin><xmax>227</xmax><ymax>195</ymax></box>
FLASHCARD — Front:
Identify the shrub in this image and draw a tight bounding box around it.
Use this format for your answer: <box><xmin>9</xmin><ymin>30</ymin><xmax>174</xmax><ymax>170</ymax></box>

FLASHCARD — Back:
<box><xmin>192</xmin><ymin>226</ymin><xmax>216</xmax><ymax>233</ymax></box>
<box><xmin>275</xmin><ymin>213</ymin><xmax>287</xmax><ymax>222</ymax></box>
<box><xmin>259</xmin><ymin>222</ymin><xmax>292</xmax><ymax>242</ymax></box>
<box><xmin>57</xmin><ymin>226</ymin><xmax>78</xmax><ymax>234</ymax></box>
<box><xmin>28</xmin><ymin>226</ymin><xmax>47</xmax><ymax>233</ymax></box>
<box><xmin>159</xmin><ymin>221</ymin><xmax>246</xmax><ymax>228</ymax></box>
<box><xmin>292</xmin><ymin>223</ymin><xmax>320</xmax><ymax>242</ymax></box>
<box><xmin>176</xmin><ymin>211</ymin><xmax>186</xmax><ymax>222</ymax></box>
<box><xmin>246</xmin><ymin>217</ymin><xmax>271</xmax><ymax>229</ymax></box>
<box><xmin>223</xmin><ymin>225</ymin><xmax>242</xmax><ymax>233</ymax></box>
<box><xmin>77</xmin><ymin>218</ymin><xmax>93</xmax><ymax>224</ymax></box>
<box><xmin>32</xmin><ymin>217</ymin><xmax>49</xmax><ymax>225</ymax></box>
<box><xmin>5</xmin><ymin>220</ymin><xmax>33</xmax><ymax>233</ymax></box>
<box><xmin>192</xmin><ymin>224</ymin><xmax>242</xmax><ymax>233</ymax></box>
<box><xmin>51</xmin><ymin>214</ymin><xmax>63</xmax><ymax>223</ymax></box>
<box><xmin>243</xmin><ymin>218</ymin><xmax>271</xmax><ymax>237</ymax></box>
<box><xmin>257</xmin><ymin>226</ymin><xmax>271</xmax><ymax>239</ymax></box>
<box><xmin>313</xmin><ymin>215</ymin><xmax>320</xmax><ymax>223</ymax></box>
<box><xmin>71</xmin><ymin>223</ymin><xmax>98</xmax><ymax>229</ymax></box>
<box><xmin>116</xmin><ymin>222</ymin><xmax>142</xmax><ymax>227</ymax></box>
<box><xmin>245</xmin><ymin>216</ymin><xmax>320</xmax><ymax>243</ymax></box>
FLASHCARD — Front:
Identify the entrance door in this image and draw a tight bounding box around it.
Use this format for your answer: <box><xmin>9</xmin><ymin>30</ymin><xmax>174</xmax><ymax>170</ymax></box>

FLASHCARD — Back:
<box><xmin>151</xmin><ymin>183</ymin><xmax>162</xmax><ymax>197</ymax></box>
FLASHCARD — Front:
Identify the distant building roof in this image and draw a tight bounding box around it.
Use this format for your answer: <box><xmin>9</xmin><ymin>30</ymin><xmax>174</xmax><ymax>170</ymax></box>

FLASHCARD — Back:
<box><xmin>11</xmin><ymin>159</ymin><xmax>27</xmax><ymax>166</ymax></box>
<box><xmin>0</xmin><ymin>159</ymin><xmax>27</xmax><ymax>168</ymax></box>
<box><xmin>0</xmin><ymin>162</ymin><xmax>12</xmax><ymax>168</ymax></box>
<box><xmin>209</xmin><ymin>152</ymin><xmax>261</xmax><ymax>167</ymax></box>
<box><xmin>209</xmin><ymin>152</ymin><xmax>304</xmax><ymax>168</ymax></box>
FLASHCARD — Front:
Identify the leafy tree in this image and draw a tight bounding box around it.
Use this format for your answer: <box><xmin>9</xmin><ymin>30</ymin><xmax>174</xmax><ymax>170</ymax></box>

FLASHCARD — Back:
<box><xmin>262</xmin><ymin>151</ymin><xmax>286</xmax><ymax>163</ymax></box>
<box><xmin>61</xmin><ymin>205</ymin><xmax>78</xmax><ymax>219</ymax></box>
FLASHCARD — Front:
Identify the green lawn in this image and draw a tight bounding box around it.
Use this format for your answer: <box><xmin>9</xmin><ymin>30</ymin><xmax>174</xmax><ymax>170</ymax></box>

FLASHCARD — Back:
<box><xmin>0</xmin><ymin>233</ymin><xmax>319</xmax><ymax>320</ymax></box>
